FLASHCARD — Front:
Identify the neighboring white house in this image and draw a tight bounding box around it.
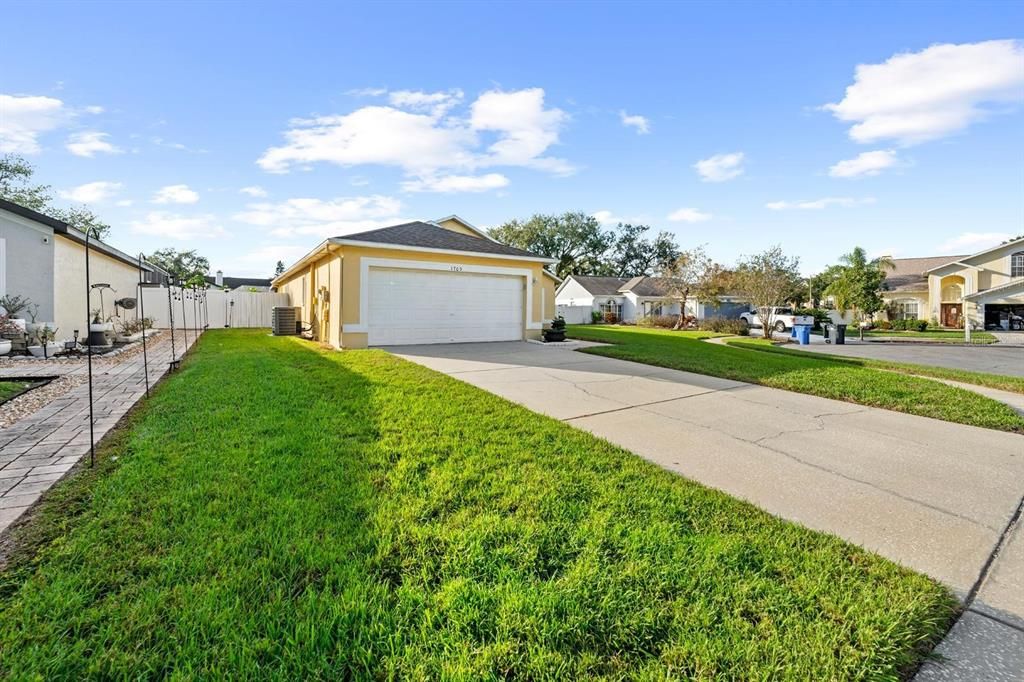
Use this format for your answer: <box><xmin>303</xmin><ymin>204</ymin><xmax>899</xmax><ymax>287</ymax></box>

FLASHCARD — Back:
<box><xmin>554</xmin><ymin>275</ymin><xmax>748</xmax><ymax>324</ymax></box>
<box><xmin>1</xmin><ymin>198</ymin><xmax>168</xmax><ymax>341</ymax></box>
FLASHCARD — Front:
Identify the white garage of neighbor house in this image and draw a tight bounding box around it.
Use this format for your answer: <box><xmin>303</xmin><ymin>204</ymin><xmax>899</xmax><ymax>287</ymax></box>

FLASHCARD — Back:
<box><xmin>555</xmin><ymin>275</ymin><xmax>749</xmax><ymax>324</ymax></box>
<box><xmin>272</xmin><ymin>216</ymin><xmax>559</xmax><ymax>348</ymax></box>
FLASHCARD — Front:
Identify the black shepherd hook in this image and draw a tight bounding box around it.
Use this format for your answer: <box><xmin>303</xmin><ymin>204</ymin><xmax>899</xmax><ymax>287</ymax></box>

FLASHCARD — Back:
<box><xmin>137</xmin><ymin>254</ymin><xmax>150</xmax><ymax>396</ymax></box>
<box><xmin>166</xmin><ymin>277</ymin><xmax>177</xmax><ymax>368</ymax></box>
<box><xmin>84</xmin><ymin>227</ymin><xmax>98</xmax><ymax>467</ymax></box>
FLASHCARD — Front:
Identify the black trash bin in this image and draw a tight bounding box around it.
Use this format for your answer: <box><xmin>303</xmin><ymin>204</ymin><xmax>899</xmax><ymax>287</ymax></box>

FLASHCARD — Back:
<box><xmin>835</xmin><ymin>324</ymin><xmax>847</xmax><ymax>345</ymax></box>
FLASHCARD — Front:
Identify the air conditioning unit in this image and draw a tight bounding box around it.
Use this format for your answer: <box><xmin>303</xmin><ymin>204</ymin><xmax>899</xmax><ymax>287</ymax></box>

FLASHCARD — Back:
<box><xmin>272</xmin><ymin>306</ymin><xmax>301</xmax><ymax>336</ymax></box>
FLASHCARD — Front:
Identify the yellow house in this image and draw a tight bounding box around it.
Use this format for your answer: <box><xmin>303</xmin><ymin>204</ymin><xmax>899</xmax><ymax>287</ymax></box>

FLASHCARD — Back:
<box><xmin>881</xmin><ymin>236</ymin><xmax>1024</xmax><ymax>332</ymax></box>
<box><xmin>272</xmin><ymin>215</ymin><xmax>559</xmax><ymax>348</ymax></box>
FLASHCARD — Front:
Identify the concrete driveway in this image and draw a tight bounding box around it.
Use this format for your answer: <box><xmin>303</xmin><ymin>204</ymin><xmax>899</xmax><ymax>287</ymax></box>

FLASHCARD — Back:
<box><xmin>789</xmin><ymin>340</ymin><xmax>1024</xmax><ymax>377</ymax></box>
<box><xmin>390</xmin><ymin>341</ymin><xmax>1024</xmax><ymax>678</ymax></box>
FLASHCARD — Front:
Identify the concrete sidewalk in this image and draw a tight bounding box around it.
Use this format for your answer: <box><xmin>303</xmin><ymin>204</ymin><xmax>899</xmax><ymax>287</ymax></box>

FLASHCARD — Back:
<box><xmin>391</xmin><ymin>341</ymin><xmax>1024</xmax><ymax>680</ymax></box>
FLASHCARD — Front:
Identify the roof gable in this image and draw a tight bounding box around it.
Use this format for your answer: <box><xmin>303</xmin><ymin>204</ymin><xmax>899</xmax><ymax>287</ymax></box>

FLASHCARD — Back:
<box><xmin>883</xmin><ymin>255</ymin><xmax>967</xmax><ymax>291</ymax></box>
<box><xmin>337</xmin><ymin>221</ymin><xmax>549</xmax><ymax>260</ymax></box>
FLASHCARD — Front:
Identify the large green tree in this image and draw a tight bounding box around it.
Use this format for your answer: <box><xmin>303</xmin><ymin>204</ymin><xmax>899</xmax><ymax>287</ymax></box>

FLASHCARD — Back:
<box><xmin>732</xmin><ymin>246</ymin><xmax>802</xmax><ymax>339</ymax></box>
<box><xmin>147</xmin><ymin>248</ymin><xmax>210</xmax><ymax>283</ymax></box>
<box><xmin>489</xmin><ymin>212</ymin><xmax>611</xmax><ymax>279</ymax></box>
<box><xmin>823</xmin><ymin>247</ymin><xmax>895</xmax><ymax>321</ymax></box>
<box><xmin>0</xmin><ymin>154</ymin><xmax>112</xmax><ymax>239</ymax></box>
<box><xmin>489</xmin><ymin>212</ymin><xmax>680</xmax><ymax>279</ymax></box>
<box><xmin>600</xmin><ymin>223</ymin><xmax>680</xmax><ymax>277</ymax></box>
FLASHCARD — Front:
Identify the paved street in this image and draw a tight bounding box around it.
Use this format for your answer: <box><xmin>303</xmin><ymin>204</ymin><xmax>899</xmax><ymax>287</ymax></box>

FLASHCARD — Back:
<box><xmin>788</xmin><ymin>338</ymin><xmax>1024</xmax><ymax>377</ymax></box>
<box><xmin>0</xmin><ymin>330</ymin><xmax>199</xmax><ymax>534</ymax></box>
<box><xmin>392</xmin><ymin>340</ymin><xmax>1024</xmax><ymax>680</ymax></box>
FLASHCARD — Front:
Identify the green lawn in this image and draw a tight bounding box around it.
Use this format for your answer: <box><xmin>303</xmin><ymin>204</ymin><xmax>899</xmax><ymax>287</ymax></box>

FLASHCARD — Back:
<box><xmin>567</xmin><ymin>325</ymin><xmax>1024</xmax><ymax>432</ymax></box>
<box><xmin>0</xmin><ymin>330</ymin><xmax>954</xmax><ymax>679</ymax></box>
<box><xmin>860</xmin><ymin>330</ymin><xmax>997</xmax><ymax>345</ymax></box>
<box><xmin>0</xmin><ymin>379</ymin><xmax>33</xmax><ymax>404</ymax></box>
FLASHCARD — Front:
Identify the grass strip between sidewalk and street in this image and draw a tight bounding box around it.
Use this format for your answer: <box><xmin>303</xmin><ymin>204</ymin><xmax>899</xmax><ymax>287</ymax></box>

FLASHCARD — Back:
<box><xmin>0</xmin><ymin>330</ymin><xmax>955</xmax><ymax>679</ymax></box>
<box><xmin>566</xmin><ymin>325</ymin><xmax>1024</xmax><ymax>432</ymax></box>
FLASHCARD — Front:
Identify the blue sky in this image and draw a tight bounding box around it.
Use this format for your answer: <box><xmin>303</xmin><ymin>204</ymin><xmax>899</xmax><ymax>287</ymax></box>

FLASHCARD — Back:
<box><xmin>2</xmin><ymin>0</ymin><xmax>1022</xmax><ymax>276</ymax></box>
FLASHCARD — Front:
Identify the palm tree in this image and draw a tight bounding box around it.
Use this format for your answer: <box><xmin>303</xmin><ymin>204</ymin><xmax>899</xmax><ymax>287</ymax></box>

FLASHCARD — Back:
<box><xmin>824</xmin><ymin>247</ymin><xmax>895</xmax><ymax>321</ymax></box>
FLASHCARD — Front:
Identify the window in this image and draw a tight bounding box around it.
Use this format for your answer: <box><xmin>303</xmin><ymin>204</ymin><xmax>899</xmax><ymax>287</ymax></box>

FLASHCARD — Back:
<box><xmin>894</xmin><ymin>299</ymin><xmax>918</xmax><ymax>320</ymax></box>
<box><xmin>643</xmin><ymin>301</ymin><xmax>663</xmax><ymax>316</ymax></box>
<box><xmin>599</xmin><ymin>299</ymin><xmax>621</xmax><ymax>316</ymax></box>
<box><xmin>1012</xmin><ymin>251</ymin><xmax>1024</xmax><ymax>278</ymax></box>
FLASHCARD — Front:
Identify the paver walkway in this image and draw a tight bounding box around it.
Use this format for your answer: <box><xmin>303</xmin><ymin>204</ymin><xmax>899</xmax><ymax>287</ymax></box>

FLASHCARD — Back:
<box><xmin>0</xmin><ymin>330</ymin><xmax>199</xmax><ymax>533</ymax></box>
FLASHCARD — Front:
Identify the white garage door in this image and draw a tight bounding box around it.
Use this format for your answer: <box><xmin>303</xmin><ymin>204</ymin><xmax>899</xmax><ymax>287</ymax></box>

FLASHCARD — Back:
<box><xmin>368</xmin><ymin>268</ymin><xmax>524</xmax><ymax>345</ymax></box>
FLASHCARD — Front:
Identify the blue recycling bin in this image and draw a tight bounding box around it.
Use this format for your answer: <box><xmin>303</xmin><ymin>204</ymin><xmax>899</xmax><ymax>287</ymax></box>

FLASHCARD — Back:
<box><xmin>795</xmin><ymin>324</ymin><xmax>811</xmax><ymax>345</ymax></box>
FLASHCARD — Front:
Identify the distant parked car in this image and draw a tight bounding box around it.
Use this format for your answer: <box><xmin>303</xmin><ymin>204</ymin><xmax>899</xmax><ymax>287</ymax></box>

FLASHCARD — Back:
<box><xmin>740</xmin><ymin>307</ymin><xmax>798</xmax><ymax>333</ymax></box>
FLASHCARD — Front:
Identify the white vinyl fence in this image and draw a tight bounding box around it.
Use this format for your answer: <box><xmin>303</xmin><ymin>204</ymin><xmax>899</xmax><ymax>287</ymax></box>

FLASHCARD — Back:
<box><xmin>140</xmin><ymin>287</ymin><xmax>291</xmax><ymax>329</ymax></box>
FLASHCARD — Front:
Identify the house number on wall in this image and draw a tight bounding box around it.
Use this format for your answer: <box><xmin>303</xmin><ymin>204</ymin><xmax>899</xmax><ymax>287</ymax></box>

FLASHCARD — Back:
<box><xmin>450</xmin><ymin>265</ymin><xmax>464</xmax><ymax>272</ymax></box>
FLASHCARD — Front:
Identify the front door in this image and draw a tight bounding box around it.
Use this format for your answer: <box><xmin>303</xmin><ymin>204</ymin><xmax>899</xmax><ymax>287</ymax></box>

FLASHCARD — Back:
<box><xmin>941</xmin><ymin>303</ymin><xmax>962</xmax><ymax>328</ymax></box>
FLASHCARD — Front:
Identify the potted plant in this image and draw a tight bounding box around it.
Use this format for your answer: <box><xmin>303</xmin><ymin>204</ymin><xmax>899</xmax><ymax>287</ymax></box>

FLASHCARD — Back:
<box><xmin>24</xmin><ymin>303</ymin><xmax>41</xmax><ymax>334</ymax></box>
<box><xmin>27</xmin><ymin>325</ymin><xmax>61</xmax><ymax>358</ymax></box>
<box><xmin>0</xmin><ymin>295</ymin><xmax>30</xmax><ymax>333</ymax></box>
<box><xmin>0</xmin><ymin>315</ymin><xmax>14</xmax><ymax>356</ymax></box>
<box><xmin>542</xmin><ymin>315</ymin><xmax>567</xmax><ymax>342</ymax></box>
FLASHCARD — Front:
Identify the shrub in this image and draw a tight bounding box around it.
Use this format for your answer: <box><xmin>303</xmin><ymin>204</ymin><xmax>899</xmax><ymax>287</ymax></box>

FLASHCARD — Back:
<box><xmin>638</xmin><ymin>315</ymin><xmax>677</xmax><ymax>329</ymax></box>
<box><xmin>889</xmin><ymin>318</ymin><xmax>929</xmax><ymax>332</ymax></box>
<box><xmin>602</xmin><ymin>311</ymin><xmax>619</xmax><ymax>324</ymax></box>
<box><xmin>876</xmin><ymin>319</ymin><xmax>893</xmax><ymax>330</ymax></box>
<box><xmin>590</xmin><ymin>310</ymin><xmax>603</xmax><ymax>324</ymax></box>
<box><xmin>699</xmin><ymin>316</ymin><xmax>750</xmax><ymax>335</ymax></box>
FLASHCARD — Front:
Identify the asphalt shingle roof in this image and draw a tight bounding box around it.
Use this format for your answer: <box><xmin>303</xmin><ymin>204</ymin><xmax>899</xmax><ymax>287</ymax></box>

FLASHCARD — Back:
<box><xmin>570</xmin><ymin>276</ymin><xmax>630</xmax><ymax>295</ymax></box>
<box><xmin>339</xmin><ymin>221</ymin><xmax>548</xmax><ymax>260</ymax></box>
<box><xmin>571</xmin><ymin>275</ymin><xmax>676</xmax><ymax>297</ymax></box>
<box><xmin>882</xmin><ymin>255</ymin><xmax>967</xmax><ymax>292</ymax></box>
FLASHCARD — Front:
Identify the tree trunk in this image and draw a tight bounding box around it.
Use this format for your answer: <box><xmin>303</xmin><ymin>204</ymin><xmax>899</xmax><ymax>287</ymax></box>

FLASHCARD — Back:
<box><xmin>673</xmin><ymin>291</ymin><xmax>689</xmax><ymax>330</ymax></box>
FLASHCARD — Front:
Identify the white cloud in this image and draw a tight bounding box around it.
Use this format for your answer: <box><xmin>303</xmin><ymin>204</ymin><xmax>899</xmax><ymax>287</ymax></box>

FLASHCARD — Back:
<box><xmin>131</xmin><ymin>212</ymin><xmax>225</xmax><ymax>240</ymax></box>
<box><xmin>470</xmin><ymin>88</ymin><xmax>573</xmax><ymax>174</ymax></box>
<box><xmin>388</xmin><ymin>89</ymin><xmax>464</xmax><ymax>115</ymax></box>
<box><xmin>258</xmin><ymin>106</ymin><xmax>475</xmax><ymax>174</ymax></box>
<box><xmin>115</xmin><ymin>199</ymin><xmax>134</xmax><ymax>207</ymax></box>
<box><xmin>591</xmin><ymin>210</ymin><xmax>620</xmax><ymax>225</ymax></box>
<box><xmin>58</xmin><ymin>181</ymin><xmax>123</xmax><ymax>203</ymax></box>
<box><xmin>233</xmin><ymin>195</ymin><xmax>404</xmax><ymax>239</ymax></box>
<box><xmin>258</xmin><ymin>87</ymin><xmax>573</xmax><ymax>184</ymax></box>
<box><xmin>828</xmin><ymin>149</ymin><xmax>900</xmax><ymax>178</ymax></box>
<box><xmin>66</xmin><ymin>131</ymin><xmax>122</xmax><ymax>157</ymax></box>
<box><xmin>401</xmin><ymin>173</ymin><xmax>509</xmax><ymax>193</ymax></box>
<box><xmin>346</xmin><ymin>87</ymin><xmax>387</xmax><ymax>97</ymax></box>
<box><xmin>619</xmin><ymin>110</ymin><xmax>650</xmax><ymax>134</ymax></box>
<box><xmin>824</xmin><ymin>40</ymin><xmax>1024</xmax><ymax>145</ymax></box>
<box><xmin>766</xmin><ymin>197</ymin><xmax>876</xmax><ymax>210</ymax></box>
<box><xmin>0</xmin><ymin>94</ymin><xmax>67</xmax><ymax>154</ymax></box>
<box><xmin>667</xmin><ymin>207</ymin><xmax>712</xmax><ymax>223</ymax></box>
<box><xmin>240</xmin><ymin>185</ymin><xmax>268</xmax><ymax>197</ymax></box>
<box><xmin>84</xmin><ymin>105</ymin><xmax>105</xmax><ymax>115</ymax></box>
<box><xmin>152</xmin><ymin>184</ymin><xmax>200</xmax><ymax>204</ymax></box>
<box><xmin>937</xmin><ymin>231</ymin><xmax>1014</xmax><ymax>253</ymax></box>
<box><xmin>694</xmin><ymin>152</ymin><xmax>745</xmax><ymax>182</ymax></box>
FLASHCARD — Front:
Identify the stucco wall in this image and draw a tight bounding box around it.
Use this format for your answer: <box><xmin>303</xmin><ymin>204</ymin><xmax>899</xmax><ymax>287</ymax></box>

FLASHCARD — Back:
<box><xmin>0</xmin><ymin>209</ymin><xmax>55</xmax><ymax>322</ymax></box>
<box><xmin>53</xmin><ymin>237</ymin><xmax>146</xmax><ymax>341</ymax></box>
<box><xmin>275</xmin><ymin>239</ymin><xmax>555</xmax><ymax>349</ymax></box>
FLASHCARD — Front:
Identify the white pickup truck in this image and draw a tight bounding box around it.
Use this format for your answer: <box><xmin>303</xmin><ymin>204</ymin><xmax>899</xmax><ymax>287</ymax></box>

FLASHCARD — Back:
<box><xmin>739</xmin><ymin>307</ymin><xmax>799</xmax><ymax>333</ymax></box>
